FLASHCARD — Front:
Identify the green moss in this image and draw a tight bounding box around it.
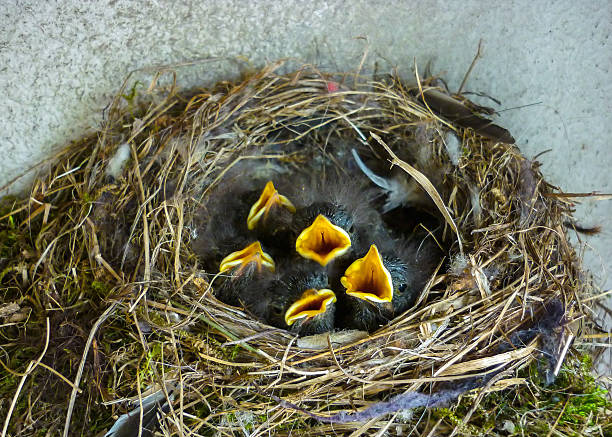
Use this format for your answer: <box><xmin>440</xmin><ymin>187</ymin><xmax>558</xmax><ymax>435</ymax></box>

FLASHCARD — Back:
<box><xmin>90</xmin><ymin>280</ymin><xmax>113</xmax><ymax>297</ymax></box>
<box><xmin>121</xmin><ymin>80</ymin><xmax>144</xmax><ymax>118</ymax></box>
<box><xmin>434</xmin><ymin>354</ymin><xmax>611</xmax><ymax>436</ymax></box>
<box><xmin>121</xmin><ymin>80</ymin><xmax>142</xmax><ymax>104</ymax></box>
<box><xmin>554</xmin><ymin>355</ymin><xmax>610</xmax><ymax>425</ymax></box>
<box><xmin>81</xmin><ymin>192</ymin><xmax>96</xmax><ymax>204</ymax></box>
<box><xmin>0</xmin><ymin>200</ymin><xmax>22</xmax><ymax>260</ymax></box>
<box><xmin>434</xmin><ymin>407</ymin><xmax>483</xmax><ymax>435</ymax></box>
<box><xmin>0</xmin><ymin>195</ymin><xmax>19</xmax><ymax>217</ymax></box>
<box><xmin>563</xmin><ymin>388</ymin><xmax>609</xmax><ymax>424</ymax></box>
<box><xmin>0</xmin><ymin>229</ymin><xmax>18</xmax><ymax>258</ymax></box>
<box><xmin>140</xmin><ymin>343</ymin><xmax>163</xmax><ymax>381</ymax></box>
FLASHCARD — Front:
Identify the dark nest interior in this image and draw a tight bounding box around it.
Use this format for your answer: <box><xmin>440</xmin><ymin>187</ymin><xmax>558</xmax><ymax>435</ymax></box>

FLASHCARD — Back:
<box><xmin>0</xmin><ymin>60</ymin><xmax>610</xmax><ymax>436</ymax></box>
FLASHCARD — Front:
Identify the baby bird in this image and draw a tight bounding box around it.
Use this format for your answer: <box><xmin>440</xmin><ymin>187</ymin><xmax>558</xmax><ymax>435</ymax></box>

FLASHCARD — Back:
<box><xmin>289</xmin><ymin>174</ymin><xmax>387</xmax><ymax>273</ymax></box>
<box><xmin>192</xmin><ymin>183</ymin><xmax>287</xmax><ymax>306</ymax></box>
<box><xmin>246</xmin><ymin>180</ymin><xmax>296</xmax><ymax>251</ymax></box>
<box><xmin>245</xmin><ymin>266</ymin><xmax>337</xmax><ymax>336</ymax></box>
<box><xmin>293</xmin><ymin>201</ymin><xmax>354</xmax><ymax>267</ymax></box>
<box><xmin>281</xmin><ymin>268</ymin><xmax>337</xmax><ymax>336</ymax></box>
<box><xmin>214</xmin><ymin>240</ymin><xmax>277</xmax><ymax>306</ymax></box>
<box><xmin>338</xmin><ymin>234</ymin><xmax>442</xmax><ymax>332</ymax></box>
<box><xmin>191</xmin><ymin>162</ymin><xmax>298</xmax><ymax>306</ymax></box>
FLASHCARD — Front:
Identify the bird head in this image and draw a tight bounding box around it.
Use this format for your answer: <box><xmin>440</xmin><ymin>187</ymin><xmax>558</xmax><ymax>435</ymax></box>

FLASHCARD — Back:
<box><xmin>219</xmin><ymin>241</ymin><xmax>275</xmax><ymax>275</ymax></box>
<box><xmin>284</xmin><ymin>288</ymin><xmax>337</xmax><ymax>327</ymax></box>
<box><xmin>261</xmin><ymin>269</ymin><xmax>336</xmax><ymax>335</ymax></box>
<box><xmin>341</xmin><ymin>244</ymin><xmax>394</xmax><ymax>303</ymax></box>
<box><xmin>247</xmin><ymin>181</ymin><xmax>296</xmax><ymax>230</ymax></box>
<box><xmin>294</xmin><ymin>202</ymin><xmax>353</xmax><ymax>266</ymax></box>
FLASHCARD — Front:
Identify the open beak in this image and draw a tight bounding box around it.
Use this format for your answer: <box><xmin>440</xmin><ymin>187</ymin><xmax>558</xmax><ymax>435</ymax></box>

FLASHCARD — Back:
<box><xmin>295</xmin><ymin>215</ymin><xmax>352</xmax><ymax>266</ymax></box>
<box><xmin>219</xmin><ymin>241</ymin><xmax>275</xmax><ymax>274</ymax></box>
<box><xmin>284</xmin><ymin>288</ymin><xmax>336</xmax><ymax>326</ymax></box>
<box><xmin>247</xmin><ymin>181</ymin><xmax>296</xmax><ymax>230</ymax></box>
<box><xmin>341</xmin><ymin>244</ymin><xmax>393</xmax><ymax>303</ymax></box>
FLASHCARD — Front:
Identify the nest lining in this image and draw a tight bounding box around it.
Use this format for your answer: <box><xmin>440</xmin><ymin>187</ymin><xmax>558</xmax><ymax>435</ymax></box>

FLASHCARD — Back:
<box><xmin>0</xmin><ymin>60</ymin><xmax>603</xmax><ymax>436</ymax></box>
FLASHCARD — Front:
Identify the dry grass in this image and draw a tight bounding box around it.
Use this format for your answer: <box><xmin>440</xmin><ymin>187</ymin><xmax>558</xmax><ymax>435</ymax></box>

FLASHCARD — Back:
<box><xmin>0</xmin><ymin>60</ymin><xmax>609</xmax><ymax>436</ymax></box>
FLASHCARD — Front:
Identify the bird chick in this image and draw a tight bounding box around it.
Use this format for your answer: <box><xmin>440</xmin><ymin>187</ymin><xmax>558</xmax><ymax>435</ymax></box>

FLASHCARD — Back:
<box><xmin>237</xmin><ymin>179</ymin><xmax>296</xmax><ymax>257</ymax></box>
<box><xmin>289</xmin><ymin>173</ymin><xmax>386</xmax><ymax>271</ymax></box>
<box><xmin>231</xmin><ymin>178</ymin><xmax>298</xmax><ymax>256</ymax></box>
<box><xmin>191</xmin><ymin>157</ymin><xmax>297</xmax><ymax>261</ymax></box>
<box><xmin>293</xmin><ymin>202</ymin><xmax>353</xmax><ymax>267</ymax></box>
<box><xmin>247</xmin><ymin>180</ymin><xmax>296</xmax><ymax>234</ymax></box>
<box><xmin>338</xmin><ymin>236</ymin><xmax>441</xmax><ymax>332</ymax></box>
<box><xmin>245</xmin><ymin>267</ymin><xmax>337</xmax><ymax>336</ymax></box>
<box><xmin>215</xmin><ymin>240</ymin><xmax>276</xmax><ymax>306</ymax></box>
<box><xmin>338</xmin><ymin>244</ymin><xmax>395</xmax><ymax>331</ymax></box>
<box><xmin>282</xmin><ymin>268</ymin><xmax>337</xmax><ymax>336</ymax></box>
<box><xmin>192</xmin><ymin>175</ymin><xmax>295</xmax><ymax>306</ymax></box>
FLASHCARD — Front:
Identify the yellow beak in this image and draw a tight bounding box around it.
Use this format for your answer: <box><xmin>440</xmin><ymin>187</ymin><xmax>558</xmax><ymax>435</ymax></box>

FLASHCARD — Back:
<box><xmin>341</xmin><ymin>244</ymin><xmax>393</xmax><ymax>303</ymax></box>
<box><xmin>219</xmin><ymin>241</ymin><xmax>275</xmax><ymax>274</ymax></box>
<box><xmin>247</xmin><ymin>181</ymin><xmax>296</xmax><ymax>230</ymax></box>
<box><xmin>284</xmin><ymin>288</ymin><xmax>337</xmax><ymax>326</ymax></box>
<box><xmin>295</xmin><ymin>215</ymin><xmax>352</xmax><ymax>266</ymax></box>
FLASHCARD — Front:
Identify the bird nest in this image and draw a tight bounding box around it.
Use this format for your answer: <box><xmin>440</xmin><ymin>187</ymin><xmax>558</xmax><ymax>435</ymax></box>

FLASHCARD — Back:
<box><xmin>0</xmin><ymin>60</ymin><xmax>606</xmax><ymax>436</ymax></box>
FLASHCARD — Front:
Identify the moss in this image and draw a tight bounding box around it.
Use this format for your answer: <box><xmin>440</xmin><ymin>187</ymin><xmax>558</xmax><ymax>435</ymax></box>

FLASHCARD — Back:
<box><xmin>80</xmin><ymin>192</ymin><xmax>96</xmax><ymax>204</ymax></box>
<box><xmin>90</xmin><ymin>280</ymin><xmax>113</xmax><ymax>298</ymax></box>
<box><xmin>443</xmin><ymin>354</ymin><xmax>611</xmax><ymax>436</ymax></box>
<box><xmin>554</xmin><ymin>355</ymin><xmax>610</xmax><ymax>426</ymax></box>
<box><xmin>0</xmin><ymin>229</ymin><xmax>18</xmax><ymax>258</ymax></box>
<box><xmin>423</xmin><ymin>354</ymin><xmax>611</xmax><ymax>436</ymax></box>
<box><xmin>139</xmin><ymin>342</ymin><xmax>164</xmax><ymax>381</ymax></box>
<box><xmin>435</xmin><ymin>407</ymin><xmax>484</xmax><ymax>435</ymax></box>
<box><xmin>0</xmin><ymin>195</ymin><xmax>19</xmax><ymax>216</ymax></box>
<box><xmin>0</xmin><ymin>198</ymin><xmax>25</xmax><ymax>261</ymax></box>
<box><xmin>121</xmin><ymin>80</ymin><xmax>142</xmax><ymax>104</ymax></box>
<box><xmin>121</xmin><ymin>80</ymin><xmax>143</xmax><ymax>118</ymax></box>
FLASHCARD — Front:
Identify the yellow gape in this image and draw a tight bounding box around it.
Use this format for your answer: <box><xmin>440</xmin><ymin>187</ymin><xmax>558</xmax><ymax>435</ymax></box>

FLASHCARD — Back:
<box><xmin>284</xmin><ymin>288</ymin><xmax>337</xmax><ymax>326</ymax></box>
<box><xmin>341</xmin><ymin>244</ymin><xmax>393</xmax><ymax>303</ymax></box>
<box><xmin>295</xmin><ymin>215</ymin><xmax>351</xmax><ymax>266</ymax></box>
<box><xmin>247</xmin><ymin>181</ymin><xmax>296</xmax><ymax>230</ymax></box>
<box><xmin>219</xmin><ymin>241</ymin><xmax>275</xmax><ymax>274</ymax></box>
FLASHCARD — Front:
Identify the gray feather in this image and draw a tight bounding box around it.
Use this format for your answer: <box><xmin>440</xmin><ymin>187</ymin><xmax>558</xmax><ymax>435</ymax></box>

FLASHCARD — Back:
<box><xmin>105</xmin><ymin>389</ymin><xmax>173</xmax><ymax>437</ymax></box>
<box><xmin>351</xmin><ymin>149</ymin><xmax>422</xmax><ymax>212</ymax></box>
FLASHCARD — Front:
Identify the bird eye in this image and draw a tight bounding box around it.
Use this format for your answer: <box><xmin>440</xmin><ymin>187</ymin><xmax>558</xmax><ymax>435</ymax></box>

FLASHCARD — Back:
<box><xmin>398</xmin><ymin>283</ymin><xmax>407</xmax><ymax>294</ymax></box>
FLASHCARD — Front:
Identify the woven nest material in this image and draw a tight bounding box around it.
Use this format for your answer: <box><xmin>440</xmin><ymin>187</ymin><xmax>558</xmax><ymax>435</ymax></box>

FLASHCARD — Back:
<box><xmin>0</xmin><ymin>60</ymin><xmax>602</xmax><ymax>436</ymax></box>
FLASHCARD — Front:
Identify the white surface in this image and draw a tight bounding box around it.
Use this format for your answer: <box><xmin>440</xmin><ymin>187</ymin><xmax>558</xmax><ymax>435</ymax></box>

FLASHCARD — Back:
<box><xmin>2</xmin><ymin>0</ymin><xmax>611</xmax><ymax>368</ymax></box>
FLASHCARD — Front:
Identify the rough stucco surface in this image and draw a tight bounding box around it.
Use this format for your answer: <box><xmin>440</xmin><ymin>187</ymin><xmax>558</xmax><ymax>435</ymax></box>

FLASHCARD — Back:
<box><xmin>2</xmin><ymin>0</ymin><xmax>611</xmax><ymax>369</ymax></box>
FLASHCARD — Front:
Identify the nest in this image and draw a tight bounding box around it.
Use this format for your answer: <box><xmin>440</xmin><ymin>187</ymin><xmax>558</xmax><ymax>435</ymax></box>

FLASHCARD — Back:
<box><xmin>0</xmin><ymin>60</ymin><xmax>608</xmax><ymax>436</ymax></box>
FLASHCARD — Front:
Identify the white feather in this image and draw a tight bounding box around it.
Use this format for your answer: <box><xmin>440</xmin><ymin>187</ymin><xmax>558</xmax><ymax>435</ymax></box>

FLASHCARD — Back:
<box><xmin>443</xmin><ymin>132</ymin><xmax>462</xmax><ymax>166</ymax></box>
<box><xmin>105</xmin><ymin>143</ymin><xmax>131</xmax><ymax>180</ymax></box>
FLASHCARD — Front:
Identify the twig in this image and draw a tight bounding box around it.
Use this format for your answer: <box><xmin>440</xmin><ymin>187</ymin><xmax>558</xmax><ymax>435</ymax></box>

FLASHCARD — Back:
<box><xmin>457</xmin><ymin>39</ymin><xmax>483</xmax><ymax>95</ymax></box>
<box><xmin>543</xmin><ymin>191</ymin><xmax>612</xmax><ymax>200</ymax></box>
<box><xmin>553</xmin><ymin>333</ymin><xmax>574</xmax><ymax>377</ymax></box>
